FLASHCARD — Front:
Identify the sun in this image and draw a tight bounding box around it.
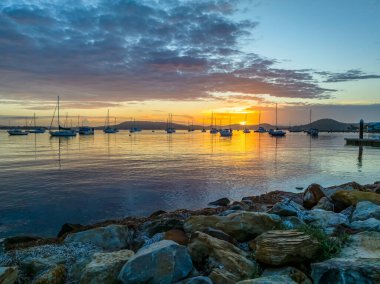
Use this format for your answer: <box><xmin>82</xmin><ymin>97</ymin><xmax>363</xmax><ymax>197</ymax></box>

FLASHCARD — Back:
<box><xmin>240</xmin><ymin>121</ymin><xmax>246</xmax><ymax>126</ymax></box>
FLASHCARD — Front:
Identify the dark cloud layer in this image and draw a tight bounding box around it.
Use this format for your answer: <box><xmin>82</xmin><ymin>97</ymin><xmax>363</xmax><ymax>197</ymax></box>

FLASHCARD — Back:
<box><xmin>318</xmin><ymin>69</ymin><xmax>380</xmax><ymax>83</ymax></box>
<box><xmin>0</xmin><ymin>0</ymin><xmax>379</xmax><ymax>106</ymax></box>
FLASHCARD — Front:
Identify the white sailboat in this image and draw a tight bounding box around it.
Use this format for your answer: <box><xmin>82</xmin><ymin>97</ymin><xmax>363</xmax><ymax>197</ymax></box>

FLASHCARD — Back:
<box><xmin>103</xmin><ymin>109</ymin><xmax>119</xmax><ymax>133</ymax></box>
<box><xmin>49</xmin><ymin>96</ymin><xmax>77</xmax><ymax>137</ymax></box>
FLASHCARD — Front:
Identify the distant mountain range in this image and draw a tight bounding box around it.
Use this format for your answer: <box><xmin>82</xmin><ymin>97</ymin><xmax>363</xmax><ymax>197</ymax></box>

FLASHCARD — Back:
<box><xmin>0</xmin><ymin>118</ymin><xmax>360</xmax><ymax>132</ymax></box>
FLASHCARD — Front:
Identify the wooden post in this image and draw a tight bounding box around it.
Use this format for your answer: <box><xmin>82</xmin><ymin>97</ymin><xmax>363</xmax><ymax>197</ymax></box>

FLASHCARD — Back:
<box><xmin>359</xmin><ymin>119</ymin><xmax>364</xmax><ymax>139</ymax></box>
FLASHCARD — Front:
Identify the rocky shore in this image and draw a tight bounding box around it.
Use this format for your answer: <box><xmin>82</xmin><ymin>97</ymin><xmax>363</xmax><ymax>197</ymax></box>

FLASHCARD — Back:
<box><xmin>1</xmin><ymin>181</ymin><xmax>380</xmax><ymax>284</ymax></box>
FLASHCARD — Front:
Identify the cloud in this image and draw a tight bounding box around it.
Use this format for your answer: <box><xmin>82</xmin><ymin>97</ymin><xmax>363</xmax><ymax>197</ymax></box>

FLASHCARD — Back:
<box><xmin>0</xmin><ymin>0</ymin><xmax>378</xmax><ymax>106</ymax></box>
<box><xmin>318</xmin><ymin>69</ymin><xmax>380</xmax><ymax>83</ymax></box>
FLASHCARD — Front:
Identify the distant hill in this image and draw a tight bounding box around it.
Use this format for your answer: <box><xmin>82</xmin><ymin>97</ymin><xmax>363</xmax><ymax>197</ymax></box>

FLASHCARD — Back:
<box><xmin>291</xmin><ymin>119</ymin><xmax>357</xmax><ymax>132</ymax></box>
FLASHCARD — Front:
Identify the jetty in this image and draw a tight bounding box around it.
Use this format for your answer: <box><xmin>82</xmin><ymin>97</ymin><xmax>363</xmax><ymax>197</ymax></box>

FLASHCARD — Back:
<box><xmin>345</xmin><ymin>119</ymin><xmax>380</xmax><ymax>147</ymax></box>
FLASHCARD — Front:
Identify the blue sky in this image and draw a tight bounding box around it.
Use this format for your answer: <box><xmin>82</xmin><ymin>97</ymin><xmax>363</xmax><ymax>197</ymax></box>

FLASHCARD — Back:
<box><xmin>0</xmin><ymin>0</ymin><xmax>379</xmax><ymax>125</ymax></box>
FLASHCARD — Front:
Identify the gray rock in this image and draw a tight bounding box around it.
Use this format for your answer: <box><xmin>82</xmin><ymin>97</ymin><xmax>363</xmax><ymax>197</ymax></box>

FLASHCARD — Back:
<box><xmin>140</xmin><ymin>218</ymin><xmax>184</xmax><ymax>237</ymax></box>
<box><xmin>281</xmin><ymin>216</ymin><xmax>306</xmax><ymax>230</ymax></box>
<box><xmin>312</xmin><ymin>197</ymin><xmax>334</xmax><ymax>211</ymax></box>
<box><xmin>175</xmin><ymin>276</ymin><xmax>213</xmax><ymax>284</ymax></box>
<box><xmin>64</xmin><ymin>224</ymin><xmax>132</xmax><ymax>250</ymax></box>
<box><xmin>339</xmin><ymin>205</ymin><xmax>355</xmax><ymax>219</ymax></box>
<box><xmin>80</xmin><ymin>249</ymin><xmax>134</xmax><ymax>284</ymax></box>
<box><xmin>237</xmin><ymin>275</ymin><xmax>297</xmax><ymax>284</ymax></box>
<box><xmin>32</xmin><ymin>264</ymin><xmax>66</xmax><ymax>284</ymax></box>
<box><xmin>0</xmin><ymin>266</ymin><xmax>18</xmax><ymax>284</ymax></box>
<box><xmin>350</xmin><ymin>218</ymin><xmax>380</xmax><ymax>232</ymax></box>
<box><xmin>118</xmin><ymin>240</ymin><xmax>193</xmax><ymax>284</ymax></box>
<box><xmin>352</xmin><ymin>201</ymin><xmax>380</xmax><ymax>221</ymax></box>
<box><xmin>338</xmin><ymin>231</ymin><xmax>380</xmax><ymax>259</ymax></box>
<box><xmin>311</xmin><ymin>258</ymin><xmax>380</xmax><ymax>284</ymax></box>
<box><xmin>300</xmin><ymin>209</ymin><xmax>349</xmax><ymax>234</ymax></box>
<box><xmin>208</xmin><ymin>268</ymin><xmax>239</xmax><ymax>284</ymax></box>
<box><xmin>269</xmin><ymin>198</ymin><xmax>304</xmax><ymax>217</ymax></box>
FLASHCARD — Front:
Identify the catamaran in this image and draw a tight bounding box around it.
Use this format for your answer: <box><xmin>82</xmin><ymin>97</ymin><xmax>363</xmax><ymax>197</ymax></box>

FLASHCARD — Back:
<box><xmin>49</xmin><ymin>96</ymin><xmax>77</xmax><ymax>137</ymax></box>
<box><xmin>103</xmin><ymin>109</ymin><xmax>119</xmax><ymax>133</ymax></box>
<box><xmin>269</xmin><ymin>104</ymin><xmax>286</xmax><ymax>137</ymax></box>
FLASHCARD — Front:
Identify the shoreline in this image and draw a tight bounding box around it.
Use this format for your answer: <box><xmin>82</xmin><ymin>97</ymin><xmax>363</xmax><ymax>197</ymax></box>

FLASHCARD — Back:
<box><xmin>1</xmin><ymin>180</ymin><xmax>380</xmax><ymax>283</ymax></box>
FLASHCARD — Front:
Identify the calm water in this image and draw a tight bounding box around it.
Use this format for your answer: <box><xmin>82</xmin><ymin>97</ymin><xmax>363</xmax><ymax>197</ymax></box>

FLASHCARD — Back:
<box><xmin>0</xmin><ymin>130</ymin><xmax>379</xmax><ymax>237</ymax></box>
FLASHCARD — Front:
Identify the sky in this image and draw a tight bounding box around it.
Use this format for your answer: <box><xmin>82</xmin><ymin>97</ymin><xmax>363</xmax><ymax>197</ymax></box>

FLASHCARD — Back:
<box><xmin>0</xmin><ymin>0</ymin><xmax>379</xmax><ymax>126</ymax></box>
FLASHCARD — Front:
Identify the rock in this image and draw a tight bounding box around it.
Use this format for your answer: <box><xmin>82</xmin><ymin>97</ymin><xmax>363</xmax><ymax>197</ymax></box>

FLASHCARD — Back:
<box><xmin>0</xmin><ymin>266</ymin><xmax>18</xmax><ymax>284</ymax></box>
<box><xmin>237</xmin><ymin>275</ymin><xmax>297</xmax><ymax>284</ymax></box>
<box><xmin>80</xmin><ymin>249</ymin><xmax>134</xmax><ymax>284</ymax></box>
<box><xmin>300</xmin><ymin>209</ymin><xmax>349</xmax><ymax>234</ymax></box>
<box><xmin>184</xmin><ymin>212</ymin><xmax>282</xmax><ymax>242</ymax></box>
<box><xmin>311</xmin><ymin>258</ymin><xmax>380</xmax><ymax>284</ymax></box>
<box><xmin>262</xmin><ymin>266</ymin><xmax>312</xmax><ymax>284</ymax></box>
<box><xmin>21</xmin><ymin>256</ymin><xmax>66</xmax><ymax>278</ymax></box>
<box><xmin>64</xmin><ymin>224</ymin><xmax>132</xmax><ymax>250</ymax></box>
<box><xmin>202</xmin><ymin>228</ymin><xmax>237</xmax><ymax>244</ymax></box>
<box><xmin>254</xmin><ymin>230</ymin><xmax>320</xmax><ymax>266</ymax></box>
<box><xmin>208</xmin><ymin>268</ymin><xmax>239</xmax><ymax>284</ymax></box>
<box><xmin>141</xmin><ymin>218</ymin><xmax>184</xmax><ymax>237</ymax></box>
<box><xmin>208</xmin><ymin>197</ymin><xmax>231</xmax><ymax>206</ymax></box>
<box><xmin>350</xmin><ymin>218</ymin><xmax>380</xmax><ymax>232</ymax></box>
<box><xmin>327</xmin><ymin>181</ymin><xmax>365</xmax><ymax>192</ymax></box>
<box><xmin>164</xmin><ymin>229</ymin><xmax>189</xmax><ymax>245</ymax></box>
<box><xmin>338</xmin><ymin>231</ymin><xmax>380</xmax><ymax>259</ymax></box>
<box><xmin>188</xmin><ymin>231</ymin><xmax>259</xmax><ymax>281</ymax></box>
<box><xmin>352</xmin><ymin>201</ymin><xmax>380</xmax><ymax>221</ymax></box>
<box><xmin>33</xmin><ymin>264</ymin><xmax>66</xmax><ymax>284</ymax></box>
<box><xmin>269</xmin><ymin>198</ymin><xmax>305</xmax><ymax>217</ymax></box>
<box><xmin>303</xmin><ymin>184</ymin><xmax>326</xmax><ymax>209</ymax></box>
<box><xmin>281</xmin><ymin>216</ymin><xmax>306</xmax><ymax>230</ymax></box>
<box><xmin>175</xmin><ymin>276</ymin><xmax>213</xmax><ymax>284</ymax></box>
<box><xmin>339</xmin><ymin>205</ymin><xmax>354</xmax><ymax>219</ymax></box>
<box><xmin>118</xmin><ymin>240</ymin><xmax>193</xmax><ymax>284</ymax></box>
<box><xmin>149</xmin><ymin>210</ymin><xmax>167</xmax><ymax>218</ymax></box>
<box><xmin>2</xmin><ymin>236</ymin><xmax>42</xmax><ymax>251</ymax></box>
<box><xmin>57</xmin><ymin>223</ymin><xmax>84</xmax><ymax>238</ymax></box>
<box><xmin>228</xmin><ymin>201</ymin><xmax>249</xmax><ymax>211</ymax></box>
<box><xmin>331</xmin><ymin>190</ymin><xmax>380</xmax><ymax>211</ymax></box>
<box><xmin>312</xmin><ymin>197</ymin><xmax>334</xmax><ymax>211</ymax></box>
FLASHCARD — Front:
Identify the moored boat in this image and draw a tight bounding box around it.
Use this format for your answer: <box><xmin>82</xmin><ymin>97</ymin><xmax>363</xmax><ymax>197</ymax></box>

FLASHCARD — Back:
<box><xmin>49</xmin><ymin>96</ymin><xmax>77</xmax><ymax>137</ymax></box>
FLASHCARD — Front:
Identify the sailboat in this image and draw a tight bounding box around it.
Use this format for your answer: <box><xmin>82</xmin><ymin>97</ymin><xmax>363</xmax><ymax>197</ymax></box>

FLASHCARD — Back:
<box><xmin>307</xmin><ymin>109</ymin><xmax>319</xmax><ymax>137</ymax></box>
<box><xmin>129</xmin><ymin>117</ymin><xmax>142</xmax><ymax>133</ymax></box>
<box><xmin>49</xmin><ymin>96</ymin><xmax>77</xmax><ymax>137</ymax></box>
<box><xmin>254</xmin><ymin>111</ymin><xmax>267</xmax><ymax>133</ymax></box>
<box><xmin>269</xmin><ymin>104</ymin><xmax>286</xmax><ymax>137</ymax></box>
<box><xmin>103</xmin><ymin>109</ymin><xmax>119</xmax><ymax>133</ymax></box>
<box><xmin>166</xmin><ymin>113</ymin><xmax>176</xmax><ymax>133</ymax></box>
<box><xmin>8</xmin><ymin>128</ymin><xmax>29</xmax><ymax>135</ymax></box>
<box><xmin>28</xmin><ymin>113</ymin><xmax>46</xmax><ymax>133</ymax></box>
<box><xmin>201</xmin><ymin>119</ymin><xmax>206</xmax><ymax>132</ymax></box>
<box><xmin>243</xmin><ymin>114</ymin><xmax>251</xmax><ymax>133</ymax></box>
<box><xmin>220</xmin><ymin>115</ymin><xmax>233</xmax><ymax>137</ymax></box>
<box><xmin>210</xmin><ymin>112</ymin><xmax>218</xmax><ymax>134</ymax></box>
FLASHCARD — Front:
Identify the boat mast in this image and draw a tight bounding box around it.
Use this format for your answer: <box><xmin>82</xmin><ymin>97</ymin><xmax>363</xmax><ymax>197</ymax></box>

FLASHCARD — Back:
<box><xmin>310</xmin><ymin>109</ymin><xmax>312</xmax><ymax>126</ymax></box>
<box><xmin>259</xmin><ymin>111</ymin><xmax>261</xmax><ymax>128</ymax></box>
<box><xmin>58</xmin><ymin>96</ymin><xmax>60</xmax><ymax>128</ymax></box>
<box><xmin>34</xmin><ymin>113</ymin><xmax>36</xmax><ymax>128</ymax></box>
<box><xmin>275</xmin><ymin>103</ymin><xmax>278</xmax><ymax>130</ymax></box>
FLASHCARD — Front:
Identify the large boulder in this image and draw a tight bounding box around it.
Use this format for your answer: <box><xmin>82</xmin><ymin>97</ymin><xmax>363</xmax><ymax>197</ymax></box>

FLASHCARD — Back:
<box><xmin>0</xmin><ymin>266</ymin><xmax>18</xmax><ymax>284</ymax></box>
<box><xmin>311</xmin><ymin>258</ymin><xmax>380</xmax><ymax>284</ymax></box>
<box><xmin>262</xmin><ymin>267</ymin><xmax>312</xmax><ymax>284</ymax></box>
<box><xmin>237</xmin><ymin>276</ymin><xmax>297</xmax><ymax>284</ymax></box>
<box><xmin>281</xmin><ymin>216</ymin><xmax>306</xmax><ymax>230</ymax></box>
<box><xmin>300</xmin><ymin>209</ymin><xmax>349</xmax><ymax>234</ymax></box>
<box><xmin>208</xmin><ymin>197</ymin><xmax>231</xmax><ymax>206</ymax></box>
<box><xmin>303</xmin><ymin>184</ymin><xmax>326</xmax><ymax>209</ymax></box>
<box><xmin>254</xmin><ymin>230</ymin><xmax>320</xmax><ymax>266</ymax></box>
<box><xmin>338</xmin><ymin>231</ymin><xmax>380</xmax><ymax>259</ymax></box>
<box><xmin>312</xmin><ymin>197</ymin><xmax>334</xmax><ymax>211</ymax></box>
<box><xmin>349</xmin><ymin>218</ymin><xmax>380</xmax><ymax>232</ymax></box>
<box><xmin>164</xmin><ymin>229</ymin><xmax>189</xmax><ymax>246</ymax></box>
<box><xmin>184</xmin><ymin>212</ymin><xmax>282</xmax><ymax>242</ymax></box>
<box><xmin>118</xmin><ymin>240</ymin><xmax>193</xmax><ymax>284</ymax></box>
<box><xmin>331</xmin><ymin>190</ymin><xmax>380</xmax><ymax>211</ymax></box>
<box><xmin>352</xmin><ymin>201</ymin><xmax>380</xmax><ymax>221</ymax></box>
<box><xmin>188</xmin><ymin>231</ymin><xmax>259</xmax><ymax>281</ymax></box>
<box><xmin>140</xmin><ymin>217</ymin><xmax>184</xmax><ymax>237</ymax></box>
<box><xmin>269</xmin><ymin>198</ymin><xmax>304</xmax><ymax>217</ymax></box>
<box><xmin>80</xmin><ymin>249</ymin><xmax>134</xmax><ymax>284</ymax></box>
<box><xmin>64</xmin><ymin>224</ymin><xmax>132</xmax><ymax>250</ymax></box>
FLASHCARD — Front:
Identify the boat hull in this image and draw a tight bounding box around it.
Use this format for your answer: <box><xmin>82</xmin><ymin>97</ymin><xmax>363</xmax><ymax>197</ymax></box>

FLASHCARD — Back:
<box><xmin>50</xmin><ymin>130</ymin><xmax>77</xmax><ymax>137</ymax></box>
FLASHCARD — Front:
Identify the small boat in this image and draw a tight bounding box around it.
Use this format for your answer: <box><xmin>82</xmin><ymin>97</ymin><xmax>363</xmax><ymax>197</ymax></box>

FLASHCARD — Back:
<box><xmin>243</xmin><ymin>114</ymin><xmax>250</xmax><ymax>133</ymax></box>
<box><xmin>201</xmin><ymin>128</ymin><xmax>207</xmax><ymax>132</ymax></box>
<box><xmin>209</xmin><ymin>112</ymin><xmax>219</xmax><ymax>134</ymax></box>
<box><xmin>254</xmin><ymin>112</ymin><xmax>266</xmax><ymax>133</ymax></box>
<box><xmin>8</xmin><ymin>129</ymin><xmax>29</xmax><ymax>135</ymax></box>
<box><xmin>129</xmin><ymin>118</ymin><xmax>142</xmax><ymax>133</ymax></box>
<box><xmin>220</xmin><ymin>128</ymin><xmax>233</xmax><ymax>137</ymax></box>
<box><xmin>104</xmin><ymin>110</ymin><xmax>119</xmax><ymax>133</ymax></box>
<box><xmin>49</xmin><ymin>96</ymin><xmax>77</xmax><ymax>137</ymax></box>
<box><xmin>307</xmin><ymin>109</ymin><xmax>319</xmax><ymax>137</ymax></box>
<box><xmin>166</xmin><ymin>113</ymin><xmax>176</xmax><ymax>133</ymax></box>
<box><xmin>79</xmin><ymin>126</ymin><xmax>94</xmax><ymax>135</ymax></box>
